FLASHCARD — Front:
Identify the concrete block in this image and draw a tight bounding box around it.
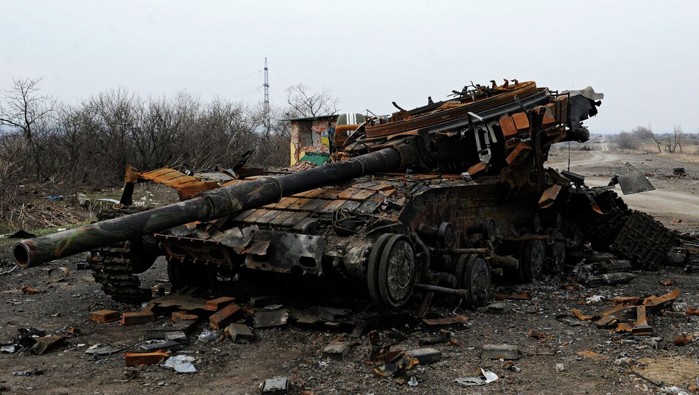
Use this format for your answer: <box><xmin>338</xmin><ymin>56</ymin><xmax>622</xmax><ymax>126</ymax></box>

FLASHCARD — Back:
<box><xmin>323</xmin><ymin>341</ymin><xmax>350</xmax><ymax>360</ymax></box>
<box><xmin>261</xmin><ymin>376</ymin><xmax>288</xmax><ymax>394</ymax></box>
<box><xmin>164</xmin><ymin>331</ymin><xmax>188</xmax><ymax>344</ymax></box>
<box><xmin>227</xmin><ymin>323</ymin><xmax>254</xmax><ymax>343</ymax></box>
<box><xmin>481</xmin><ymin>344</ymin><xmax>521</xmax><ymax>360</ymax></box>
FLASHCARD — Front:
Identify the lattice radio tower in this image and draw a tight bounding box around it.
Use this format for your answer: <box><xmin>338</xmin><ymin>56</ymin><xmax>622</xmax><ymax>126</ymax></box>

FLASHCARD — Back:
<box><xmin>263</xmin><ymin>57</ymin><xmax>270</xmax><ymax>115</ymax></box>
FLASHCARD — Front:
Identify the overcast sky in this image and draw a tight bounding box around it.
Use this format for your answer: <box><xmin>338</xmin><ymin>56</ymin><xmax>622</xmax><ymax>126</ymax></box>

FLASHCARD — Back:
<box><xmin>2</xmin><ymin>1</ymin><xmax>697</xmax><ymax>134</ymax></box>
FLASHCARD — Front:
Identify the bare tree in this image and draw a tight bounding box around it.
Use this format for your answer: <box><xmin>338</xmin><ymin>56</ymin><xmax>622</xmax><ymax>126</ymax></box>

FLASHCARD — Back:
<box><xmin>285</xmin><ymin>83</ymin><xmax>338</xmax><ymax>118</ymax></box>
<box><xmin>0</xmin><ymin>78</ymin><xmax>56</xmax><ymax>177</ymax></box>
<box><xmin>667</xmin><ymin>125</ymin><xmax>683</xmax><ymax>153</ymax></box>
<box><xmin>632</xmin><ymin>125</ymin><xmax>661</xmax><ymax>153</ymax></box>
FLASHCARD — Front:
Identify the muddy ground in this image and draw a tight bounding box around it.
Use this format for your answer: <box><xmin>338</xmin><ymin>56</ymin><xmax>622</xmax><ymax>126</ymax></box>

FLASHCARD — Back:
<box><xmin>1</xmin><ymin>149</ymin><xmax>699</xmax><ymax>395</ymax></box>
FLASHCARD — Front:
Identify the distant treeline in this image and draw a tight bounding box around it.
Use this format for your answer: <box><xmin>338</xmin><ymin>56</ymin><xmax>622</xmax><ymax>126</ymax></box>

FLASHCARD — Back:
<box><xmin>0</xmin><ymin>78</ymin><xmax>313</xmax><ymax>223</ymax></box>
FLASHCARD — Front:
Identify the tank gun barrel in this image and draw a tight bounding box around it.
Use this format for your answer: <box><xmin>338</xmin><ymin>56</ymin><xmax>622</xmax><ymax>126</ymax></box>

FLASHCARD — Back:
<box><xmin>13</xmin><ymin>147</ymin><xmax>404</xmax><ymax>267</ymax></box>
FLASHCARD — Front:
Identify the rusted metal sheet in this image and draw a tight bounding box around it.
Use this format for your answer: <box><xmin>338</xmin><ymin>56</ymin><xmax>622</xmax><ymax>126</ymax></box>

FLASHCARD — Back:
<box><xmin>337</xmin><ymin>188</ymin><xmax>360</xmax><ymax>200</ymax></box>
<box><xmin>351</xmin><ymin>189</ymin><xmax>376</xmax><ymax>201</ymax></box>
<box><xmin>243</xmin><ymin>209</ymin><xmax>270</xmax><ymax>223</ymax></box>
<box><xmin>256</xmin><ymin>210</ymin><xmax>283</xmax><ymax>224</ymax></box>
<box><xmin>288</xmin><ymin>198</ymin><xmax>311</xmax><ymax>211</ymax></box>
<box><xmin>282</xmin><ymin>211</ymin><xmax>309</xmax><ymax>227</ymax></box>
<box><xmin>632</xmin><ymin>305</ymin><xmax>652</xmax><ymax>336</ymax></box>
<box><xmin>275</xmin><ymin>197</ymin><xmax>299</xmax><ymax>210</ymax></box>
<box><xmin>138</xmin><ymin>167</ymin><xmax>220</xmax><ymax>200</ymax></box>
<box><xmin>499</xmin><ymin>116</ymin><xmax>518</xmax><ymax>137</ymax></box>
<box><xmin>538</xmin><ymin>184</ymin><xmax>562</xmax><ymax>208</ymax></box>
<box><xmin>299</xmin><ymin>198</ymin><xmax>326</xmax><ymax>212</ymax></box>
<box><xmin>233</xmin><ymin>208</ymin><xmax>256</xmax><ymax>222</ymax></box>
<box><xmin>268</xmin><ymin>210</ymin><xmax>295</xmax><ymax>226</ymax></box>
<box><xmin>321</xmin><ymin>199</ymin><xmax>349</xmax><ymax>213</ymax></box>
<box><xmin>365</xmin><ymin>81</ymin><xmax>538</xmax><ymax>138</ymax></box>
<box><xmin>512</xmin><ymin>112</ymin><xmax>530</xmax><ymax>131</ymax></box>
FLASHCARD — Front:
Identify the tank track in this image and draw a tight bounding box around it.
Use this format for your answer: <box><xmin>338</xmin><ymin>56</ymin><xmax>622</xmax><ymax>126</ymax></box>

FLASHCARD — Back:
<box><xmin>580</xmin><ymin>190</ymin><xmax>631</xmax><ymax>250</ymax></box>
<box><xmin>612</xmin><ymin>211</ymin><xmax>677</xmax><ymax>270</ymax></box>
<box><xmin>88</xmin><ymin>205</ymin><xmax>154</xmax><ymax>304</ymax></box>
<box><xmin>89</xmin><ymin>243</ymin><xmax>151</xmax><ymax>303</ymax></box>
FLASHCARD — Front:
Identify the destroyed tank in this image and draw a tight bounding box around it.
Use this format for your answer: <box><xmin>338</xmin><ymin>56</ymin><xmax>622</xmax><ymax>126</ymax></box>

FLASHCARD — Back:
<box><xmin>12</xmin><ymin>80</ymin><xmax>677</xmax><ymax>308</ymax></box>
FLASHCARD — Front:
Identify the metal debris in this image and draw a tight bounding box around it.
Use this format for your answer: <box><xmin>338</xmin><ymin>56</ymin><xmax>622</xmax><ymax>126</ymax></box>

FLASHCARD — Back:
<box><xmin>455</xmin><ymin>369</ymin><xmax>499</xmax><ymax>387</ymax></box>
<box><xmin>48</xmin><ymin>267</ymin><xmax>69</xmax><ymax>282</ymax></box>
<box><xmin>162</xmin><ymin>355</ymin><xmax>197</xmax><ymax>374</ymax></box>
<box><xmin>260</xmin><ymin>376</ymin><xmax>289</xmax><ymax>395</ymax></box>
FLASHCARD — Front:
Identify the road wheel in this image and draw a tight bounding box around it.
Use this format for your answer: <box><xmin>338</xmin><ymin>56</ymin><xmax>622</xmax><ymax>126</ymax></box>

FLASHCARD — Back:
<box><xmin>545</xmin><ymin>228</ymin><xmax>567</xmax><ymax>274</ymax></box>
<box><xmin>456</xmin><ymin>254</ymin><xmax>491</xmax><ymax>308</ymax></box>
<box><xmin>378</xmin><ymin>235</ymin><xmax>416</xmax><ymax>308</ymax></box>
<box><xmin>519</xmin><ymin>240</ymin><xmax>545</xmax><ymax>282</ymax></box>
<box><xmin>367</xmin><ymin>233</ymin><xmax>394</xmax><ymax>304</ymax></box>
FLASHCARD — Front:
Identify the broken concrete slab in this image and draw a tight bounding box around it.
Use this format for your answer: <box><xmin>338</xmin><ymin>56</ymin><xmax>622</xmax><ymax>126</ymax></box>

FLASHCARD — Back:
<box><xmin>323</xmin><ymin>341</ymin><xmax>350</xmax><ymax>360</ymax></box>
<box><xmin>90</xmin><ymin>309</ymin><xmax>120</xmax><ymax>323</ymax></box>
<box><xmin>317</xmin><ymin>307</ymin><xmax>350</xmax><ymax>322</ymax></box>
<box><xmin>260</xmin><ymin>376</ymin><xmax>289</xmax><ymax>394</ymax></box>
<box><xmin>227</xmin><ymin>323</ymin><xmax>254</xmax><ymax>343</ymax></box>
<box><xmin>209</xmin><ymin>303</ymin><xmax>242</xmax><ymax>330</ymax></box>
<box><xmin>253</xmin><ymin>309</ymin><xmax>289</xmax><ymax>329</ymax></box>
<box><xmin>164</xmin><ymin>331</ymin><xmax>188</xmax><ymax>344</ymax></box>
<box><xmin>481</xmin><ymin>344</ymin><xmax>521</xmax><ymax>360</ymax></box>
<box><xmin>406</xmin><ymin>348</ymin><xmax>442</xmax><ymax>365</ymax></box>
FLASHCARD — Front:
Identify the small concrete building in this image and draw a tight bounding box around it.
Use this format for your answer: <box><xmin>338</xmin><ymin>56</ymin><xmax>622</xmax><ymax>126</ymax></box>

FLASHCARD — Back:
<box><xmin>286</xmin><ymin>115</ymin><xmax>338</xmax><ymax>166</ymax></box>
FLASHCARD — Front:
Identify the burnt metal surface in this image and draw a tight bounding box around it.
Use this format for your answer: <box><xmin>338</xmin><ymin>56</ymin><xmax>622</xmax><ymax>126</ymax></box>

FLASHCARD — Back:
<box><xmin>13</xmin><ymin>147</ymin><xmax>402</xmax><ymax>267</ymax></box>
<box><xmin>12</xmin><ymin>77</ymin><xmax>678</xmax><ymax>312</ymax></box>
<box><xmin>611</xmin><ymin>163</ymin><xmax>656</xmax><ymax>195</ymax></box>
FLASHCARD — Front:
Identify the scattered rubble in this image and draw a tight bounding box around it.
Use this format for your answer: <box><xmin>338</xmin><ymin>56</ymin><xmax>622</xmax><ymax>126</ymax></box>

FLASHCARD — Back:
<box><xmin>162</xmin><ymin>355</ymin><xmax>197</xmax><ymax>373</ymax></box>
<box><xmin>322</xmin><ymin>340</ymin><xmax>350</xmax><ymax>360</ymax></box>
<box><xmin>455</xmin><ymin>369</ymin><xmax>499</xmax><ymax>387</ymax></box>
<box><xmin>47</xmin><ymin>266</ymin><xmax>69</xmax><ymax>282</ymax></box>
<box><xmin>260</xmin><ymin>376</ymin><xmax>289</xmax><ymax>394</ymax></box>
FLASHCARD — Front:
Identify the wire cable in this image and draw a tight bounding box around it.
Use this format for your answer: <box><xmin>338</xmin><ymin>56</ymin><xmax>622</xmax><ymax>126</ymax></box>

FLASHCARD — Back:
<box><xmin>197</xmin><ymin>69</ymin><xmax>263</xmax><ymax>93</ymax></box>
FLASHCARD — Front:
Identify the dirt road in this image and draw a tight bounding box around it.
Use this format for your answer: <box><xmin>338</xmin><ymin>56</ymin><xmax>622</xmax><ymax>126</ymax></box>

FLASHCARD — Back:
<box><xmin>551</xmin><ymin>150</ymin><xmax>699</xmax><ymax>223</ymax></box>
